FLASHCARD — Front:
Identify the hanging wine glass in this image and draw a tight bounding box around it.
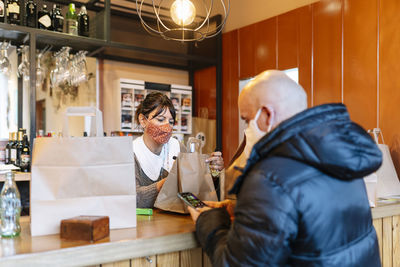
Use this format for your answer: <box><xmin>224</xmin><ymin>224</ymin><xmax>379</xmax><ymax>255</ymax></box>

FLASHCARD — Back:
<box><xmin>0</xmin><ymin>42</ymin><xmax>12</xmax><ymax>77</ymax></box>
<box><xmin>17</xmin><ymin>45</ymin><xmax>30</xmax><ymax>81</ymax></box>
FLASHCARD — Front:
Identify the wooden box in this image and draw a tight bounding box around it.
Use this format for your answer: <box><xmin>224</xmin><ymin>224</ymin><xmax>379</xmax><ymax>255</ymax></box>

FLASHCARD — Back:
<box><xmin>60</xmin><ymin>216</ymin><xmax>109</xmax><ymax>241</ymax></box>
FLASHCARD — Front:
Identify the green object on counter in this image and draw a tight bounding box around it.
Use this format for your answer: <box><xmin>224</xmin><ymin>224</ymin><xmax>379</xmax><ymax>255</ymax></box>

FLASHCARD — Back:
<box><xmin>136</xmin><ymin>208</ymin><xmax>153</xmax><ymax>215</ymax></box>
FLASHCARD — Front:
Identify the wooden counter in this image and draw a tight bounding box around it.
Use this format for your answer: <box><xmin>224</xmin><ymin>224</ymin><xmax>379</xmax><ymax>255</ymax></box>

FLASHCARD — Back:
<box><xmin>0</xmin><ymin>211</ymin><xmax>210</xmax><ymax>267</ymax></box>
<box><xmin>0</xmin><ymin>202</ymin><xmax>399</xmax><ymax>267</ymax></box>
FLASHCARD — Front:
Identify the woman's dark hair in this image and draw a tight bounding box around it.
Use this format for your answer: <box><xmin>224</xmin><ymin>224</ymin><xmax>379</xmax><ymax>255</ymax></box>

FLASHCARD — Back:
<box><xmin>135</xmin><ymin>92</ymin><xmax>176</xmax><ymax>125</ymax></box>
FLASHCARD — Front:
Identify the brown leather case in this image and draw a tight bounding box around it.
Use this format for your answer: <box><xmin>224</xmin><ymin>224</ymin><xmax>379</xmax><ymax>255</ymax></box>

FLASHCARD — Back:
<box><xmin>60</xmin><ymin>216</ymin><xmax>110</xmax><ymax>241</ymax></box>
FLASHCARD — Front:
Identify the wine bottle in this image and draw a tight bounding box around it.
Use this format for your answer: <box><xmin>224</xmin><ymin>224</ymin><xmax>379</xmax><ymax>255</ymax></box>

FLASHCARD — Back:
<box><xmin>10</xmin><ymin>132</ymin><xmax>17</xmax><ymax>165</ymax></box>
<box><xmin>38</xmin><ymin>4</ymin><xmax>51</xmax><ymax>30</ymax></box>
<box><xmin>16</xmin><ymin>131</ymin><xmax>23</xmax><ymax>167</ymax></box>
<box><xmin>20</xmin><ymin>134</ymin><xmax>30</xmax><ymax>172</ymax></box>
<box><xmin>66</xmin><ymin>3</ymin><xmax>78</xmax><ymax>36</ymax></box>
<box><xmin>78</xmin><ymin>5</ymin><xmax>89</xmax><ymax>37</ymax></box>
<box><xmin>0</xmin><ymin>0</ymin><xmax>5</xmax><ymax>23</ymax></box>
<box><xmin>7</xmin><ymin>0</ymin><xmax>20</xmax><ymax>25</ymax></box>
<box><xmin>51</xmin><ymin>4</ymin><xmax>63</xmax><ymax>32</ymax></box>
<box><xmin>25</xmin><ymin>0</ymin><xmax>36</xmax><ymax>28</ymax></box>
<box><xmin>5</xmin><ymin>132</ymin><xmax>12</xmax><ymax>164</ymax></box>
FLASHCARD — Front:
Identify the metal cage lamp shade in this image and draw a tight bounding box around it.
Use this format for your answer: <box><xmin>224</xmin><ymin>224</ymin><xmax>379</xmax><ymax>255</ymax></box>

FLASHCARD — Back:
<box><xmin>136</xmin><ymin>0</ymin><xmax>230</xmax><ymax>42</ymax></box>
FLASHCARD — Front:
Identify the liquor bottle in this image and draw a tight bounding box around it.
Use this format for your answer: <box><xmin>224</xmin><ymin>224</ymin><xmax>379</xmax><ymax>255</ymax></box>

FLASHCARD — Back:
<box><xmin>16</xmin><ymin>131</ymin><xmax>23</xmax><ymax>168</ymax></box>
<box><xmin>5</xmin><ymin>132</ymin><xmax>12</xmax><ymax>164</ymax></box>
<box><xmin>19</xmin><ymin>135</ymin><xmax>30</xmax><ymax>172</ymax></box>
<box><xmin>0</xmin><ymin>171</ymin><xmax>21</xmax><ymax>238</ymax></box>
<box><xmin>9</xmin><ymin>132</ymin><xmax>17</xmax><ymax>165</ymax></box>
<box><xmin>25</xmin><ymin>0</ymin><xmax>36</xmax><ymax>28</ymax></box>
<box><xmin>7</xmin><ymin>0</ymin><xmax>20</xmax><ymax>25</ymax></box>
<box><xmin>38</xmin><ymin>4</ymin><xmax>51</xmax><ymax>30</ymax></box>
<box><xmin>78</xmin><ymin>5</ymin><xmax>89</xmax><ymax>37</ymax></box>
<box><xmin>0</xmin><ymin>0</ymin><xmax>5</xmax><ymax>23</ymax></box>
<box><xmin>65</xmin><ymin>3</ymin><xmax>78</xmax><ymax>36</ymax></box>
<box><xmin>51</xmin><ymin>4</ymin><xmax>63</xmax><ymax>32</ymax></box>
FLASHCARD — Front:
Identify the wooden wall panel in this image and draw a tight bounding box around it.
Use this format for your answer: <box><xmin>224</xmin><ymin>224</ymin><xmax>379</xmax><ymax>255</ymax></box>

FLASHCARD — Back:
<box><xmin>238</xmin><ymin>24</ymin><xmax>256</xmax><ymax>79</ymax></box>
<box><xmin>373</xmin><ymin>218</ymin><xmax>383</xmax><ymax>262</ymax></box>
<box><xmin>298</xmin><ymin>5</ymin><xmax>313</xmax><ymax>107</ymax></box>
<box><xmin>194</xmin><ymin>67</ymin><xmax>217</xmax><ymax>120</ymax></box>
<box><xmin>343</xmin><ymin>0</ymin><xmax>378</xmax><ymax>130</ymax></box>
<box><xmin>383</xmin><ymin>217</ymin><xmax>393</xmax><ymax>267</ymax></box>
<box><xmin>180</xmin><ymin>248</ymin><xmax>202</xmax><ymax>267</ymax></box>
<box><xmin>254</xmin><ymin>18</ymin><xmax>277</xmax><ymax>74</ymax></box>
<box><xmin>379</xmin><ymin>0</ymin><xmax>400</xmax><ymax>177</ymax></box>
<box><xmin>222</xmin><ymin>30</ymin><xmax>239</xmax><ymax>166</ymax></box>
<box><xmin>313</xmin><ymin>0</ymin><xmax>343</xmax><ymax>105</ymax></box>
<box><xmin>157</xmin><ymin>252</ymin><xmax>180</xmax><ymax>267</ymax></box>
<box><xmin>277</xmin><ymin>10</ymin><xmax>299</xmax><ymax>70</ymax></box>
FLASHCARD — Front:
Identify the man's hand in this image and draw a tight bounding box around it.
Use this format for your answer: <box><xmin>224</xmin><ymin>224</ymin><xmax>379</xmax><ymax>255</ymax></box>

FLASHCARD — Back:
<box><xmin>188</xmin><ymin>200</ymin><xmax>236</xmax><ymax>223</ymax></box>
<box><xmin>188</xmin><ymin>206</ymin><xmax>211</xmax><ymax>223</ymax></box>
<box><xmin>204</xmin><ymin>200</ymin><xmax>236</xmax><ymax>220</ymax></box>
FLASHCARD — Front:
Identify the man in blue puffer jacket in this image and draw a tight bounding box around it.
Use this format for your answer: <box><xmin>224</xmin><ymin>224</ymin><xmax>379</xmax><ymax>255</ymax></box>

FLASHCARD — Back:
<box><xmin>189</xmin><ymin>70</ymin><xmax>382</xmax><ymax>267</ymax></box>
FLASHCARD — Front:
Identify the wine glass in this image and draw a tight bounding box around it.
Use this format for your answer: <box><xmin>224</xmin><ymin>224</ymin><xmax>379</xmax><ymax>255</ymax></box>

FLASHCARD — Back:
<box><xmin>0</xmin><ymin>42</ymin><xmax>11</xmax><ymax>77</ymax></box>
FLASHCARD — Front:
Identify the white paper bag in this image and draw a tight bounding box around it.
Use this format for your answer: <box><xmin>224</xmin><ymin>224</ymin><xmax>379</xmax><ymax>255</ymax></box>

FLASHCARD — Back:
<box><xmin>368</xmin><ymin>128</ymin><xmax>400</xmax><ymax>198</ymax></box>
<box><xmin>364</xmin><ymin>173</ymin><xmax>377</xmax><ymax>207</ymax></box>
<box><xmin>31</xmin><ymin>107</ymin><xmax>136</xmax><ymax>236</ymax></box>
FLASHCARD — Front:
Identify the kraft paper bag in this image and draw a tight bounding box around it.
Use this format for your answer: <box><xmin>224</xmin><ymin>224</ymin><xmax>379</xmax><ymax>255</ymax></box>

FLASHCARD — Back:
<box><xmin>368</xmin><ymin>128</ymin><xmax>400</xmax><ymax>198</ymax></box>
<box><xmin>154</xmin><ymin>152</ymin><xmax>218</xmax><ymax>213</ymax></box>
<box><xmin>31</xmin><ymin>107</ymin><xmax>136</xmax><ymax>236</ymax></box>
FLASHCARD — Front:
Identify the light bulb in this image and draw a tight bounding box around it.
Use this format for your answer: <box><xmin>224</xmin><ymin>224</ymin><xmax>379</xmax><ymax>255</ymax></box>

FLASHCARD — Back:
<box><xmin>170</xmin><ymin>0</ymin><xmax>196</xmax><ymax>27</ymax></box>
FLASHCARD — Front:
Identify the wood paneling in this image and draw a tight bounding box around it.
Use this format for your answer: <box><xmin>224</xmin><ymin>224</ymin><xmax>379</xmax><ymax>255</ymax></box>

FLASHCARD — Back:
<box><xmin>102</xmin><ymin>260</ymin><xmax>130</xmax><ymax>267</ymax></box>
<box><xmin>393</xmin><ymin>216</ymin><xmax>400</xmax><ymax>267</ymax></box>
<box><xmin>277</xmin><ymin>10</ymin><xmax>299</xmax><ymax>70</ymax></box>
<box><xmin>298</xmin><ymin>5</ymin><xmax>313</xmax><ymax>107</ymax></box>
<box><xmin>254</xmin><ymin>17</ymin><xmax>277</xmax><ymax>74</ymax></box>
<box><xmin>222</xmin><ymin>30</ymin><xmax>239</xmax><ymax>166</ymax></box>
<box><xmin>238</xmin><ymin>24</ymin><xmax>256</xmax><ymax>79</ymax></box>
<box><xmin>373</xmin><ymin>218</ymin><xmax>383</xmax><ymax>262</ymax></box>
<box><xmin>313</xmin><ymin>0</ymin><xmax>343</xmax><ymax>105</ymax></box>
<box><xmin>343</xmin><ymin>0</ymin><xmax>378</xmax><ymax>130</ymax></box>
<box><xmin>131</xmin><ymin>256</ymin><xmax>155</xmax><ymax>267</ymax></box>
<box><xmin>383</xmin><ymin>217</ymin><xmax>393</xmax><ymax>267</ymax></box>
<box><xmin>203</xmin><ymin>252</ymin><xmax>212</xmax><ymax>267</ymax></box>
<box><xmin>180</xmin><ymin>248</ymin><xmax>202</xmax><ymax>267</ymax></box>
<box><xmin>157</xmin><ymin>252</ymin><xmax>180</xmax><ymax>267</ymax></box>
<box><xmin>379</xmin><ymin>0</ymin><xmax>400</xmax><ymax>177</ymax></box>
<box><xmin>194</xmin><ymin>67</ymin><xmax>217</xmax><ymax>120</ymax></box>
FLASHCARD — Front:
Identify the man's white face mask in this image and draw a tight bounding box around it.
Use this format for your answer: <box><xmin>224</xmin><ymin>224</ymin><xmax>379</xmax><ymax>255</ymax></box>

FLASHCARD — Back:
<box><xmin>243</xmin><ymin>108</ymin><xmax>273</xmax><ymax>158</ymax></box>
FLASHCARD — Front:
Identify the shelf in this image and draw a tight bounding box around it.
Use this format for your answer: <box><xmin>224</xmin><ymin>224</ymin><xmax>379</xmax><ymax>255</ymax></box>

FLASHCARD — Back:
<box><xmin>0</xmin><ymin>172</ymin><xmax>30</xmax><ymax>182</ymax></box>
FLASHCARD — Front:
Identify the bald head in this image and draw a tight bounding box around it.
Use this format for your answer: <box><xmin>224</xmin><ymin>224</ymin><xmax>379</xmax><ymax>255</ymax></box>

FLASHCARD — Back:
<box><xmin>239</xmin><ymin>70</ymin><xmax>307</xmax><ymax>130</ymax></box>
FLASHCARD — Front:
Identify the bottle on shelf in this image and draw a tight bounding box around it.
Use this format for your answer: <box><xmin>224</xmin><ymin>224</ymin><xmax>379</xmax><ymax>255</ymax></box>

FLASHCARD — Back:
<box><xmin>16</xmin><ymin>131</ymin><xmax>23</xmax><ymax>168</ymax></box>
<box><xmin>9</xmin><ymin>132</ymin><xmax>17</xmax><ymax>165</ymax></box>
<box><xmin>0</xmin><ymin>171</ymin><xmax>21</xmax><ymax>238</ymax></box>
<box><xmin>0</xmin><ymin>0</ymin><xmax>5</xmax><ymax>23</ymax></box>
<box><xmin>19</xmin><ymin>135</ymin><xmax>30</xmax><ymax>172</ymax></box>
<box><xmin>7</xmin><ymin>0</ymin><xmax>20</xmax><ymax>25</ymax></box>
<box><xmin>38</xmin><ymin>4</ymin><xmax>51</xmax><ymax>30</ymax></box>
<box><xmin>5</xmin><ymin>132</ymin><xmax>12</xmax><ymax>164</ymax></box>
<box><xmin>78</xmin><ymin>5</ymin><xmax>89</xmax><ymax>37</ymax></box>
<box><xmin>66</xmin><ymin>3</ymin><xmax>78</xmax><ymax>36</ymax></box>
<box><xmin>25</xmin><ymin>0</ymin><xmax>36</xmax><ymax>28</ymax></box>
<box><xmin>51</xmin><ymin>4</ymin><xmax>64</xmax><ymax>33</ymax></box>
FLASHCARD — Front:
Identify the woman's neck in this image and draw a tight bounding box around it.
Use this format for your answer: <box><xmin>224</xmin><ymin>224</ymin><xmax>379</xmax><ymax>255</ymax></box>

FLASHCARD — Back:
<box><xmin>143</xmin><ymin>133</ymin><xmax>163</xmax><ymax>155</ymax></box>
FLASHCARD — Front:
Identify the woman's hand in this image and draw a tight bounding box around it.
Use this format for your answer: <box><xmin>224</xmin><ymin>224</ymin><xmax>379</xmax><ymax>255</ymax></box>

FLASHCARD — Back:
<box><xmin>156</xmin><ymin>178</ymin><xmax>166</xmax><ymax>192</ymax></box>
<box><xmin>206</xmin><ymin>151</ymin><xmax>224</xmax><ymax>173</ymax></box>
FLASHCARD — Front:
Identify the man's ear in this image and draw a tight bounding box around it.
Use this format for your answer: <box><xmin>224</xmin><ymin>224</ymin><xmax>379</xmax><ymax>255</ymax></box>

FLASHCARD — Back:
<box><xmin>138</xmin><ymin>114</ymin><xmax>147</xmax><ymax>129</ymax></box>
<box><xmin>258</xmin><ymin>106</ymin><xmax>275</xmax><ymax>132</ymax></box>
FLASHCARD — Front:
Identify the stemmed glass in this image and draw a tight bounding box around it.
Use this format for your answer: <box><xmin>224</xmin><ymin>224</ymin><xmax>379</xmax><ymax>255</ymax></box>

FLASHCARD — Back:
<box><xmin>36</xmin><ymin>52</ymin><xmax>45</xmax><ymax>88</ymax></box>
<box><xmin>0</xmin><ymin>42</ymin><xmax>12</xmax><ymax>77</ymax></box>
<box><xmin>70</xmin><ymin>50</ymin><xmax>88</xmax><ymax>86</ymax></box>
<box><xmin>17</xmin><ymin>45</ymin><xmax>30</xmax><ymax>81</ymax></box>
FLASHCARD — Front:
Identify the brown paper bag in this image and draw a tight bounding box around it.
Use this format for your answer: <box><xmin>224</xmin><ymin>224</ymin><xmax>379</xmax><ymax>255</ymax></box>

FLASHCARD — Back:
<box><xmin>154</xmin><ymin>152</ymin><xmax>218</xmax><ymax>213</ymax></box>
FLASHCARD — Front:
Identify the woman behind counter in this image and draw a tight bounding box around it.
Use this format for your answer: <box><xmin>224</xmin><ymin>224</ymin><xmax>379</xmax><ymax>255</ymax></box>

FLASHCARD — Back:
<box><xmin>133</xmin><ymin>92</ymin><xmax>224</xmax><ymax>208</ymax></box>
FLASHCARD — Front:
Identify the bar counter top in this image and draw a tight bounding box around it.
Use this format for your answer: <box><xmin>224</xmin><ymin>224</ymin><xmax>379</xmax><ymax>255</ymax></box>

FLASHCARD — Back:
<box><xmin>0</xmin><ymin>211</ymin><xmax>198</xmax><ymax>267</ymax></box>
<box><xmin>0</xmin><ymin>202</ymin><xmax>399</xmax><ymax>267</ymax></box>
